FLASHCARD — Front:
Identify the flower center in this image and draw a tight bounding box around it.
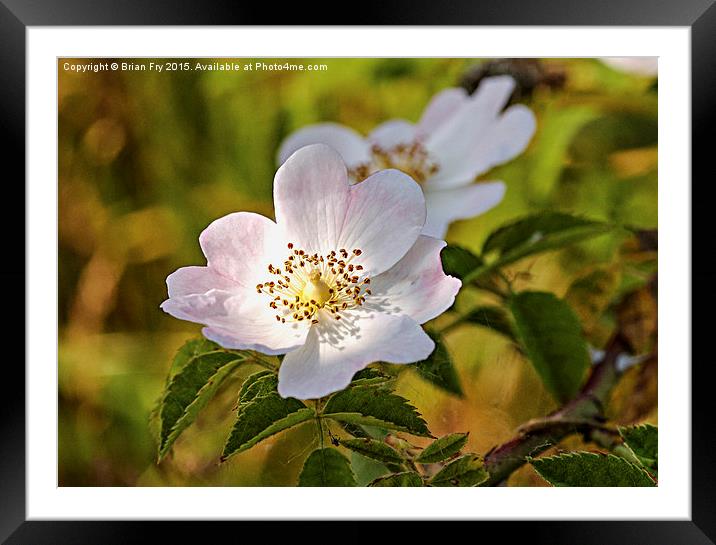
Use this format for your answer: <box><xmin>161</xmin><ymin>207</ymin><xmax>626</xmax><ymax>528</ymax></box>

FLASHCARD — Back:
<box><xmin>302</xmin><ymin>270</ymin><xmax>332</xmax><ymax>307</ymax></box>
<box><xmin>256</xmin><ymin>243</ymin><xmax>371</xmax><ymax>325</ymax></box>
<box><xmin>348</xmin><ymin>141</ymin><xmax>440</xmax><ymax>184</ymax></box>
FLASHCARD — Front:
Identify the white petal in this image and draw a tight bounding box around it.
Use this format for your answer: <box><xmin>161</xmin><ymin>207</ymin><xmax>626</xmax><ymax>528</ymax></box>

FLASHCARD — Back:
<box><xmin>166</xmin><ymin>266</ymin><xmax>239</xmax><ymax>298</ymax></box>
<box><xmin>162</xmin><ymin>216</ymin><xmax>309</xmax><ymax>354</ymax></box>
<box><xmin>277</xmin><ymin>312</ymin><xmax>434</xmax><ymax>399</ymax></box>
<box><xmin>426</xmin><ymin>104</ymin><xmax>535</xmax><ymax>190</ymax></box>
<box><xmin>417</xmin><ymin>88</ymin><xmax>469</xmax><ymax>136</ymax></box>
<box><xmin>367</xmin><ymin>119</ymin><xmax>416</xmax><ymax>148</ymax></box>
<box><xmin>422</xmin><ymin>181</ymin><xmax>506</xmax><ymax>238</ymax></box>
<box><xmin>199</xmin><ymin>212</ymin><xmax>284</xmax><ymax>288</ymax></box>
<box><xmin>162</xmin><ymin>287</ymin><xmax>310</xmax><ymax>356</ymax></box>
<box><xmin>202</xmin><ymin>318</ymin><xmax>309</xmax><ymax>355</ymax></box>
<box><xmin>277</xmin><ymin>123</ymin><xmax>370</xmax><ymax>167</ymax></box>
<box><xmin>370</xmin><ymin>236</ymin><xmax>461</xmax><ymax>324</ymax></box>
<box><xmin>338</xmin><ymin>168</ymin><xmax>425</xmax><ymax>275</ymax></box>
<box><xmin>423</xmin><ymin>76</ymin><xmax>533</xmax><ymax>190</ymax></box>
<box><xmin>274</xmin><ymin>144</ymin><xmax>425</xmax><ymax>275</ymax></box>
<box><xmin>274</xmin><ymin>144</ymin><xmax>352</xmax><ymax>256</ymax></box>
<box><xmin>478</xmin><ymin>105</ymin><xmax>536</xmax><ymax>168</ymax></box>
<box><xmin>427</xmin><ymin>76</ymin><xmax>515</xmax><ymax>155</ymax></box>
<box><xmin>161</xmin><ymin>289</ymin><xmax>236</xmax><ymax>325</ymax></box>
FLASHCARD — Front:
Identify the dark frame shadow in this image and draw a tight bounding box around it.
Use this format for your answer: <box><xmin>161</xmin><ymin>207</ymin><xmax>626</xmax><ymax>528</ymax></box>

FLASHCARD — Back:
<box><xmin>2</xmin><ymin>0</ymin><xmax>712</xmax><ymax>542</ymax></box>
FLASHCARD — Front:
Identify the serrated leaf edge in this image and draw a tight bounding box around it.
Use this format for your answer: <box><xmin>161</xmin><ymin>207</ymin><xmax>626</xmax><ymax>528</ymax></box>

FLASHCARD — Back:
<box><xmin>157</xmin><ymin>354</ymin><xmax>246</xmax><ymax>460</ymax></box>
<box><xmin>220</xmin><ymin>404</ymin><xmax>316</xmax><ymax>462</ymax></box>
<box><xmin>530</xmin><ymin>451</ymin><xmax>657</xmax><ymax>486</ymax></box>
<box><xmin>368</xmin><ymin>471</ymin><xmax>424</xmax><ymax>487</ymax></box>
<box><xmin>340</xmin><ymin>438</ymin><xmax>405</xmax><ymax>464</ymax></box>
<box><xmin>415</xmin><ymin>432</ymin><xmax>469</xmax><ymax>464</ymax></box>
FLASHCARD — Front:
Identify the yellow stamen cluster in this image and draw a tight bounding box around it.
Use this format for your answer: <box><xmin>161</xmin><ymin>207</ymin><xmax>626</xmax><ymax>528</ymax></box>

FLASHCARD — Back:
<box><xmin>349</xmin><ymin>141</ymin><xmax>440</xmax><ymax>184</ymax></box>
<box><xmin>256</xmin><ymin>243</ymin><xmax>372</xmax><ymax>325</ymax></box>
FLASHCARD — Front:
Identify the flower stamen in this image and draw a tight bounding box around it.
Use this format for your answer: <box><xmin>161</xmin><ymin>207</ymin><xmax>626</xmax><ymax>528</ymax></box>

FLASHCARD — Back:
<box><xmin>256</xmin><ymin>243</ymin><xmax>370</xmax><ymax>325</ymax></box>
<box><xmin>349</xmin><ymin>141</ymin><xmax>440</xmax><ymax>184</ymax></box>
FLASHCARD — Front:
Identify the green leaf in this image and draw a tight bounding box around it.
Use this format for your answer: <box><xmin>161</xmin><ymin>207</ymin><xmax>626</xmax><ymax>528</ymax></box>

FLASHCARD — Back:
<box><xmin>619</xmin><ymin>424</ymin><xmax>658</xmax><ymax>474</ymax></box>
<box><xmin>429</xmin><ymin>454</ymin><xmax>489</xmax><ymax>487</ymax></box>
<box><xmin>349</xmin><ymin>367</ymin><xmax>392</xmax><ymax>387</ymax></box>
<box><xmin>238</xmin><ymin>370</ymin><xmax>277</xmax><ymax>404</ymax></box>
<box><xmin>474</xmin><ymin>212</ymin><xmax>612</xmax><ymax>280</ymax></box>
<box><xmin>158</xmin><ymin>347</ymin><xmax>247</xmax><ymax>459</ymax></box>
<box><xmin>416</xmin><ymin>433</ymin><xmax>469</xmax><ymax>464</ymax></box>
<box><xmin>440</xmin><ymin>245</ymin><xmax>484</xmax><ymax>281</ymax></box>
<box><xmin>323</xmin><ymin>385</ymin><xmax>432</xmax><ymax>437</ymax></box>
<box><xmin>152</xmin><ymin>338</ymin><xmax>223</xmax><ymax>437</ymax></box>
<box><xmin>369</xmin><ymin>471</ymin><xmax>423</xmax><ymax>487</ymax></box>
<box><xmin>298</xmin><ymin>448</ymin><xmax>357</xmax><ymax>486</ymax></box>
<box><xmin>415</xmin><ymin>333</ymin><xmax>463</xmax><ymax>396</ymax></box>
<box><xmin>350</xmin><ymin>452</ymin><xmax>390</xmax><ymax>486</ymax></box>
<box><xmin>510</xmin><ymin>291</ymin><xmax>590</xmax><ymax>402</ymax></box>
<box><xmin>341</xmin><ymin>422</ymin><xmax>373</xmax><ymax>439</ymax></box>
<box><xmin>340</xmin><ymin>438</ymin><xmax>405</xmax><ymax>465</ymax></box>
<box><xmin>531</xmin><ymin>452</ymin><xmax>656</xmax><ymax>486</ymax></box>
<box><xmin>463</xmin><ymin>306</ymin><xmax>517</xmax><ymax>342</ymax></box>
<box><xmin>221</xmin><ymin>374</ymin><xmax>315</xmax><ymax>461</ymax></box>
<box><xmin>167</xmin><ymin>337</ymin><xmax>221</xmax><ymax>378</ymax></box>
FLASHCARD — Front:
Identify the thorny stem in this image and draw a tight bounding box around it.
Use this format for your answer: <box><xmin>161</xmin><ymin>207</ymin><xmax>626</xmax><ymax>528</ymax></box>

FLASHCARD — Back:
<box><xmin>479</xmin><ymin>256</ymin><xmax>657</xmax><ymax>486</ymax></box>
<box><xmin>480</xmin><ymin>333</ymin><xmax>628</xmax><ymax>486</ymax></box>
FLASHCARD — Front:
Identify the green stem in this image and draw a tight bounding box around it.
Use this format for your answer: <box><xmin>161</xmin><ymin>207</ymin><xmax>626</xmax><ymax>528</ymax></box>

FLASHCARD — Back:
<box><xmin>314</xmin><ymin>400</ymin><xmax>324</xmax><ymax>450</ymax></box>
<box><xmin>249</xmin><ymin>353</ymin><xmax>278</xmax><ymax>371</ymax></box>
<box><xmin>477</xmin><ymin>281</ymin><xmax>511</xmax><ymax>300</ymax></box>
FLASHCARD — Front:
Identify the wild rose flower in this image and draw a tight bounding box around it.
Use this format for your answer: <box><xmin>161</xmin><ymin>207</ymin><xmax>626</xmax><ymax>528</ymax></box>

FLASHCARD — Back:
<box><xmin>161</xmin><ymin>144</ymin><xmax>461</xmax><ymax>399</ymax></box>
<box><xmin>277</xmin><ymin>76</ymin><xmax>536</xmax><ymax>238</ymax></box>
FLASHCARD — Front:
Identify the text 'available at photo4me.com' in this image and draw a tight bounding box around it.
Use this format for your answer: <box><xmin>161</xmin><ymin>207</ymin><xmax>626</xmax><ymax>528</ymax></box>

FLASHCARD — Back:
<box><xmin>61</xmin><ymin>60</ymin><xmax>330</xmax><ymax>73</ymax></box>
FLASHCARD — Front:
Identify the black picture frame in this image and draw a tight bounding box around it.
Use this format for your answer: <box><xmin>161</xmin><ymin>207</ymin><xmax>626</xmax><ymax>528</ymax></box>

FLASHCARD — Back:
<box><xmin>2</xmin><ymin>1</ymin><xmax>711</xmax><ymax>542</ymax></box>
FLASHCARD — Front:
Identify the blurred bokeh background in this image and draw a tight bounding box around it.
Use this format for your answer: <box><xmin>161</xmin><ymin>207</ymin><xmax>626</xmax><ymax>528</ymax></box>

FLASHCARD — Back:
<box><xmin>58</xmin><ymin>57</ymin><xmax>657</xmax><ymax>486</ymax></box>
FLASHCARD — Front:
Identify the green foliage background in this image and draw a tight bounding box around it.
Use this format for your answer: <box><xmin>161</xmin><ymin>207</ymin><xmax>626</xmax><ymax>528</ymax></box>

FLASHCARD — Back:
<box><xmin>58</xmin><ymin>57</ymin><xmax>657</xmax><ymax>486</ymax></box>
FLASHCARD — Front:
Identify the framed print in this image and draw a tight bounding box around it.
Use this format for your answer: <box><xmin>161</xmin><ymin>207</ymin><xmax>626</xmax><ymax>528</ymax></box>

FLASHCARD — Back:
<box><xmin>4</xmin><ymin>0</ymin><xmax>712</xmax><ymax>542</ymax></box>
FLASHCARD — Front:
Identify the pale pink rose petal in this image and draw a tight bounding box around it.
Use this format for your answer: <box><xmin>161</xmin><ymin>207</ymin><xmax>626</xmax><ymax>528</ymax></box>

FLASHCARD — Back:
<box><xmin>479</xmin><ymin>105</ymin><xmax>536</xmax><ymax>168</ymax></box>
<box><xmin>422</xmin><ymin>181</ymin><xmax>506</xmax><ymax>238</ymax></box>
<box><xmin>337</xmin><ymin>168</ymin><xmax>425</xmax><ymax>275</ymax></box>
<box><xmin>276</xmin><ymin>122</ymin><xmax>370</xmax><ymax>167</ymax></box>
<box><xmin>161</xmin><ymin>289</ymin><xmax>236</xmax><ymax>326</ymax></box>
<box><xmin>370</xmin><ymin>236</ymin><xmax>461</xmax><ymax>324</ymax></box>
<box><xmin>206</xmin><ymin>291</ymin><xmax>310</xmax><ymax>354</ymax></box>
<box><xmin>367</xmin><ymin>119</ymin><xmax>416</xmax><ymax>149</ymax></box>
<box><xmin>416</xmin><ymin>87</ymin><xmax>469</xmax><ymax>137</ymax></box>
<box><xmin>274</xmin><ymin>145</ymin><xmax>425</xmax><ymax>275</ymax></box>
<box><xmin>277</xmin><ymin>311</ymin><xmax>434</xmax><ymax>399</ymax></box>
<box><xmin>162</xmin><ymin>284</ymin><xmax>310</xmax><ymax>355</ymax></box>
<box><xmin>166</xmin><ymin>265</ymin><xmax>239</xmax><ymax>298</ymax></box>
<box><xmin>199</xmin><ymin>212</ymin><xmax>285</xmax><ymax>288</ymax></box>
<box><xmin>162</xmin><ymin>211</ymin><xmax>310</xmax><ymax>354</ymax></box>
<box><xmin>424</xmin><ymin>76</ymin><xmax>532</xmax><ymax>190</ymax></box>
<box><xmin>426</xmin><ymin>104</ymin><xmax>535</xmax><ymax>191</ymax></box>
<box><xmin>273</xmin><ymin>144</ymin><xmax>352</xmax><ymax>256</ymax></box>
<box><xmin>427</xmin><ymin>76</ymin><xmax>515</xmax><ymax>157</ymax></box>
